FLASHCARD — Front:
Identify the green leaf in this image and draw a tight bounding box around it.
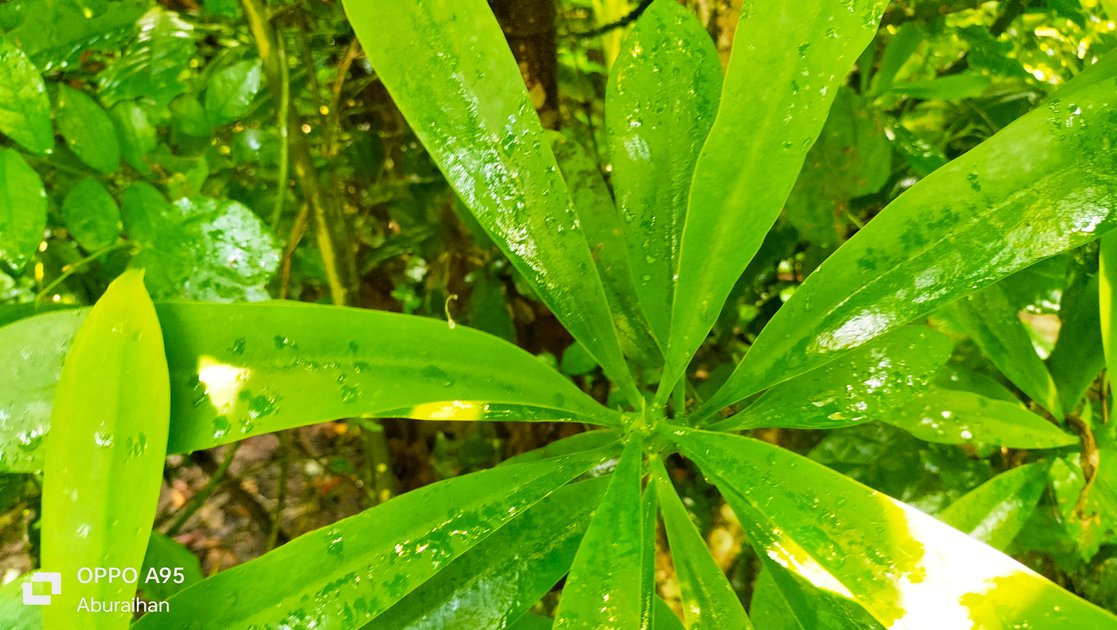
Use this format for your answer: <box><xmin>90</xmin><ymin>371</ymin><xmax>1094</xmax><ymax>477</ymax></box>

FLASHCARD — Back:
<box><xmin>654</xmin><ymin>597</ymin><xmax>687</xmax><ymax>630</ymax></box>
<box><xmin>98</xmin><ymin>7</ymin><xmax>195</xmax><ymax>107</ymax></box>
<box><xmin>1102</xmin><ymin>234</ymin><xmax>1117</xmax><ymax>413</ymax></box>
<box><xmin>0</xmin><ymin>36</ymin><xmax>53</xmax><ymax>154</ymax></box>
<box><xmin>500</xmin><ymin>429</ymin><xmax>622</xmax><ymax>467</ymax></box>
<box><xmin>606</xmin><ymin>0</ymin><xmax>721</xmax><ymax>342</ymax></box>
<box><xmin>748</xmin><ymin>561</ymin><xmax>881</xmax><ymax>630</ymax></box>
<box><xmin>168</xmin><ymin>94</ymin><xmax>213</xmax><ymax>138</ymax></box>
<box><xmin>1048</xmin><ymin>450</ymin><xmax>1117</xmax><ymax>562</ymax></box>
<box><xmin>711</xmin><ymin>326</ymin><xmax>951</xmax><ymax>431</ymax></box>
<box><xmin>61</xmin><ymin>178</ymin><xmax>122</xmax><ymax>251</ymax></box>
<box><xmin>0</xmin><ymin>308</ymin><xmax>83</xmax><ymax>472</ymax></box>
<box><xmin>655</xmin><ymin>463</ymin><xmax>751</xmax><ymax>629</ymax></box>
<box><xmin>140</xmin><ymin>532</ymin><xmax>203</xmax><ymax>600</ymax></box>
<box><xmin>6</xmin><ymin>0</ymin><xmax>145</xmax><ymax>71</ymax></box>
<box><xmin>888</xmin><ymin>73</ymin><xmax>991</xmax><ymax>100</ymax></box>
<box><xmin>41</xmin><ymin>270</ymin><xmax>169</xmax><ymax>629</ymax></box>
<box><xmin>131</xmin><ymin>450</ymin><xmax>609</xmax><ymax>629</ymax></box>
<box><xmin>0</xmin><ymin>303</ymin><xmax>618</xmax><ymax>471</ymax></box>
<box><xmin>204</xmin><ymin>59</ymin><xmax>262</xmax><ymax>125</ymax></box>
<box><xmin>883</xmin><ymin>388</ymin><xmax>1077</xmax><ymax>449</ymax></box>
<box><xmin>640</xmin><ymin>480</ymin><xmax>658</xmax><ymax>629</ymax></box>
<box><xmin>0</xmin><ymin>148</ymin><xmax>47</xmax><ymax>270</ymax></box>
<box><xmin>347</xmin><ymin>0</ymin><xmax>639</xmax><ymax>404</ymax></box>
<box><xmin>55</xmin><ymin>84</ymin><xmax>121</xmax><ymax>173</ymax></box>
<box><xmin>939</xmin><ymin>462</ymin><xmax>1048</xmax><ymax>550</ymax></box>
<box><xmin>674</xmin><ymin>429</ymin><xmax>1117</xmax><ymax>628</ymax></box>
<box><xmin>109</xmin><ymin>100</ymin><xmax>157</xmax><ymax>174</ymax></box>
<box><xmin>0</xmin><ymin>573</ymin><xmax>42</xmax><ymax>630</ymax></box>
<box><xmin>944</xmin><ymin>283</ymin><xmax>1061</xmax><ymax>418</ymax></box>
<box><xmin>121</xmin><ymin>185</ymin><xmax>281</xmax><ymax>301</ymax></box>
<box><xmin>554</xmin><ymin>439</ymin><xmax>644</xmax><ymax>628</ymax></box>
<box><xmin>708</xmin><ymin>70</ymin><xmax>1117</xmax><ymax>411</ymax></box>
<box><xmin>365</xmin><ymin>477</ymin><xmax>608</xmax><ymax>629</ymax></box>
<box><xmin>870</xmin><ymin>24</ymin><xmax>925</xmax><ymax>95</ymax></box>
<box><xmin>661</xmin><ymin>0</ymin><xmax>887</xmax><ymax>400</ymax></box>
<box><xmin>551</xmin><ymin>133</ymin><xmax>659</xmax><ymax>364</ymax></box>
<box><xmin>784</xmin><ymin>87</ymin><xmax>891</xmax><ymax>248</ymax></box>
<box><xmin>1047</xmin><ymin>273</ymin><xmax>1104</xmax><ymax>414</ymax></box>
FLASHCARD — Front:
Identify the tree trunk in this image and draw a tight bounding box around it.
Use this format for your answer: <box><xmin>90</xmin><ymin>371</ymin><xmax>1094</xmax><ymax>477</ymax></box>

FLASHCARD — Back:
<box><xmin>488</xmin><ymin>0</ymin><xmax>560</xmax><ymax>128</ymax></box>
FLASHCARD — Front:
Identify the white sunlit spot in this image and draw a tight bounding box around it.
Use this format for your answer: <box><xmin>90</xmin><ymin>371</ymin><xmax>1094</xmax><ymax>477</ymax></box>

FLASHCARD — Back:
<box><xmin>812</xmin><ymin>310</ymin><xmax>895</xmax><ymax>352</ymax></box>
<box><xmin>886</xmin><ymin>503</ymin><xmax>1028</xmax><ymax>629</ymax></box>
<box><xmin>197</xmin><ymin>356</ymin><xmax>251</xmax><ymax>414</ymax></box>
<box><xmin>763</xmin><ymin>533</ymin><xmax>853</xmax><ymax>600</ymax></box>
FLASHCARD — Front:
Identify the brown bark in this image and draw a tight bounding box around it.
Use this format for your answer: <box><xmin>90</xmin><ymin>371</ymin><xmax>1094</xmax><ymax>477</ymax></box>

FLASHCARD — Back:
<box><xmin>489</xmin><ymin>0</ymin><xmax>560</xmax><ymax>128</ymax></box>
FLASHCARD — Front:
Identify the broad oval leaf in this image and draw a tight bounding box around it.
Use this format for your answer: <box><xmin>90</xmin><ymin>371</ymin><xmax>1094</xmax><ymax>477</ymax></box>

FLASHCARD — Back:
<box><xmin>42</xmin><ymin>270</ymin><xmax>169</xmax><ymax>629</ymax></box>
<box><xmin>0</xmin><ymin>148</ymin><xmax>47</xmax><ymax>270</ymax></box>
<box><xmin>674</xmin><ymin>429</ymin><xmax>1117</xmax><ymax>628</ymax></box>
<box><xmin>62</xmin><ymin>178</ymin><xmax>122</xmax><ymax>251</ymax></box>
<box><xmin>131</xmin><ymin>450</ymin><xmax>610</xmax><ymax>629</ymax></box>
<box><xmin>97</xmin><ymin>7</ymin><xmax>195</xmax><ymax>107</ymax></box>
<box><xmin>5</xmin><ymin>0</ymin><xmax>144</xmax><ymax>72</ymax></box>
<box><xmin>938</xmin><ymin>462</ymin><xmax>1049</xmax><ymax>550</ymax></box>
<box><xmin>365</xmin><ymin>477</ymin><xmax>608</xmax><ymax>629</ymax></box>
<box><xmin>606</xmin><ymin>0</ymin><xmax>722</xmax><ymax>343</ymax></box>
<box><xmin>708</xmin><ymin>75</ymin><xmax>1117</xmax><ymax>411</ymax></box>
<box><xmin>121</xmin><ymin>185</ymin><xmax>281</xmax><ymax>302</ymax></box>
<box><xmin>56</xmin><ymin>84</ymin><xmax>122</xmax><ymax>173</ymax></box>
<box><xmin>554</xmin><ymin>439</ymin><xmax>645</xmax><ymax>629</ymax></box>
<box><xmin>711</xmin><ymin>326</ymin><xmax>951</xmax><ymax>431</ymax></box>
<box><xmin>110</xmin><ymin>100</ymin><xmax>157</xmax><ymax>174</ymax></box>
<box><xmin>661</xmin><ymin>0</ymin><xmax>888</xmax><ymax>401</ymax></box>
<box><xmin>0</xmin><ymin>303</ymin><xmax>618</xmax><ymax>472</ymax></box>
<box><xmin>204</xmin><ymin>59</ymin><xmax>262</xmax><ymax>125</ymax></box>
<box><xmin>0</xmin><ymin>35</ymin><xmax>53</xmax><ymax>154</ymax></box>
<box><xmin>883</xmin><ymin>388</ymin><xmax>1078</xmax><ymax>449</ymax></box>
<box><xmin>347</xmin><ymin>0</ymin><xmax>640</xmax><ymax>404</ymax></box>
<box><xmin>655</xmin><ymin>464</ymin><xmax>752</xmax><ymax>629</ymax></box>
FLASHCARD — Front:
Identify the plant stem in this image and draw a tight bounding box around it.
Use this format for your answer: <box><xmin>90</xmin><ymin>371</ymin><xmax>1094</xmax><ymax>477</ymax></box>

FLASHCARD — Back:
<box><xmin>242</xmin><ymin>0</ymin><xmax>356</xmax><ymax>306</ymax></box>
<box><xmin>166</xmin><ymin>443</ymin><xmax>241</xmax><ymax>536</ymax></box>
<box><xmin>35</xmin><ymin>241</ymin><xmax>133</xmax><ymax>302</ymax></box>
<box><xmin>267</xmin><ymin>432</ymin><xmax>291</xmax><ymax>550</ymax></box>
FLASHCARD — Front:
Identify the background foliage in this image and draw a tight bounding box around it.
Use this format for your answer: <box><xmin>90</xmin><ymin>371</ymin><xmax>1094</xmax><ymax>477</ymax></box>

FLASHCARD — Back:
<box><xmin>2</xmin><ymin>0</ymin><xmax>1117</xmax><ymax>624</ymax></box>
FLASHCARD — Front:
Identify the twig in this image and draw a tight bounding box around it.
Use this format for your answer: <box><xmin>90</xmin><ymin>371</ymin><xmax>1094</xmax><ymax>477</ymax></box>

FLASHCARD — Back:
<box><xmin>571</xmin><ymin>0</ymin><xmax>653</xmax><ymax>38</ymax></box>
<box><xmin>242</xmin><ymin>0</ymin><xmax>357</xmax><ymax>306</ymax></box>
<box><xmin>166</xmin><ymin>444</ymin><xmax>241</xmax><ymax>536</ymax></box>
<box><xmin>1066</xmin><ymin>413</ymin><xmax>1101</xmax><ymax>520</ymax></box>
<box><xmin>35</xmin><ymin>242</ymin><xmax>133</xmax><ymax>302</ymax></box>
<box><xmin>267</xmin><ymin>432</ymin><xmax>291</xmax><ymax>550</ymax></box>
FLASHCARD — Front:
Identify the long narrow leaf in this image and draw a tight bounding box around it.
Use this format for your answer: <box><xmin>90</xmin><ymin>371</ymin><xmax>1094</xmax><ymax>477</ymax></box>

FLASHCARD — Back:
<box><xmin>346</xmin><ymin>0</ymin><xmax>639</xmax><ymax>403</ymax></box>
<box><xmin>551</xmin><ymin>134</ymin><xmax>660</xmax><ymax>364</ymax></box>
<box><xmin>0</xmin><ymin>303</ymin><xmax>617</xmax><ymax>473</ymax></box>
<box><xmin>364</xmin><ymin>477</ymin><xmax>609</xmax><ymax>629</ymax></box>
<box><xmin>711</xmin><ymin>327</ymin><xmax>951</xmax><ymax>430</ymax></box>
<box><xmin>883</xmin><ymin>388</ymin><xmax>1077</xmax><ymax>449</ymax></box>
<box><xmin>42</xmin><ymin>270</ymin><xmax>169</xmax><ymax>629</ymax></box>
<box><xmin>945</xmin><ymin>284</ymin><xmax>1061</xmax><ymax>418</ymax></box>
<box><xmin>706</xmin><ymin>72</ymin><xmax>1117</xmax><ymax>411</ymax></box>
<box><xmin>554</xmin><ymin>439</ymin><xmax>645</xmax><ymax>628</ymax></box>
<box><xmin>938</xmin><ymin>463</ymin><xmax>1049</xmax><ymax>550</ymax></box>
<box><xmin>661</xmin><ymin>0</ymin><xmax>888</xmax><ymax>401</ymax></box>
<box><xmin>131</xmin><ymin>449</ymin><xmax>610</xmax><ymax>629</ymax></box>
<box><xmin>675</xmin><ymin>429</ymin><xmax>1117</xmax><ymax>628</ymax></box>
<box><xmin>655</xmin><ymin>463</ymin><xmax>751</xmax><ymax>629</ymax></box>
<box><xmin>607</xmin><ymin>0</ymin><xmax>721</xmax><ymax>343</ymax></box>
